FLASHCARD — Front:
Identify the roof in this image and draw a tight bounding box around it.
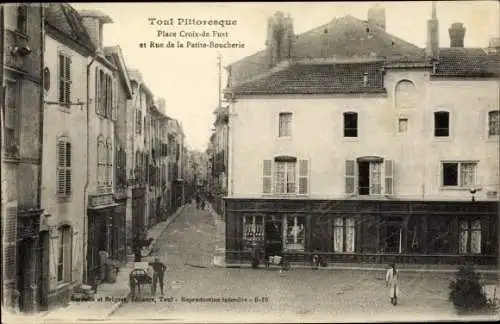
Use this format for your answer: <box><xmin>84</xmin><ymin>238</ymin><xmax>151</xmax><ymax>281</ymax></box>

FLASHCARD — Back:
<box><xmin>128</xmin><ymin>69</ymin><xmax>154</xmax><ymax>98</ymax></box>
<box><xmin>227</xmin><ymin>15</ymin><xmax>424</xmax><ymax>86</ymax></box>
<box><xmin>44</xmin><ymin>3</ymin><xmax>95</xmax><ymax>53</ymax></box>
<box><xmin>227</xmin><ymin>61</ymin><xmax>386</xmax><ymax>96</ymax></box>
<box><xmin>433</xmin><ymin>48</ymin><xmax>499</xmax><ymax>77</ymax></box>
<box><xmin>78</xmin><ymin>9</ymin><xmax>113</xmax><ymax>24</ymax></box>
<box><xmin>104</xmin><ymin>46</ymin><xmax>133</xmax><ymax>99</ymax></box>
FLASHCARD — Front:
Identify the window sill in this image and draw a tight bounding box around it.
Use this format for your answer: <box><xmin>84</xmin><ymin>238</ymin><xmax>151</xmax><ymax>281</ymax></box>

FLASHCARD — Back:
<box><xmin>276</xmin><ymin>136</ymin><xmax>292</xmax><ymax>141</ymax></box>
<box><xmin>57</xmin><ymin>195</ymin><xmax>73</xmax><ymax>203</ymax></box>
<box><xmin>262</xmin><ymin>193</ymin><xmax>309</xmax><ymax>198</ymax></box>
<box><xmin>342</xmin><ymin>137</ymin><xmax>359</xmax><ymax>142</ymax></box>
<box><xmin>486</xmin><ymin>136</ymin><xmax>499</xmax><ymax>142</ymax></box>
<box><xmin>57</xmin><ymin>106</ymin><xmax>71</xmax><ymax>114</ymax></box>
<box><xmin>432</xmin><ymin>137</ymin><xmax>452</xmax><ymax>142</ymax></box>
<box><xmin>440</xmin><ymin>186</ymin><xmax>475</xmax><ymax>191</ymax></box>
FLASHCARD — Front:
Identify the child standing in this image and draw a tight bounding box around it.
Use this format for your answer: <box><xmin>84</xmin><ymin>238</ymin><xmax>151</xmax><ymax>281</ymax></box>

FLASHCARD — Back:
<box><xmin>386</xmin><ymin>263</ymin><xmax>399</xmax><ymax>305</ymax></box>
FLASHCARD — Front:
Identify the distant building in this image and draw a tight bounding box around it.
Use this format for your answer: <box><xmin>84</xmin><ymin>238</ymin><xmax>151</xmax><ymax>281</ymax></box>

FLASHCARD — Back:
<box><xmin>223</xmin><ymin>5</ymin><xmax>499</xmax><ymax>265</ymax></box>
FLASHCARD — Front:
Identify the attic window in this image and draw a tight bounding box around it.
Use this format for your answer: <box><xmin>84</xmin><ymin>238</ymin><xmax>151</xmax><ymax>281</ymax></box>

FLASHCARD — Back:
<box><xmin>366</xmin><ymin>27</ymin><xmax>370</xmax><ymax>33</ymax></box>
<box><xmin>324</xmin><ymin>29</ymin><xmax>328</xmax><ymax>34</ymax></box>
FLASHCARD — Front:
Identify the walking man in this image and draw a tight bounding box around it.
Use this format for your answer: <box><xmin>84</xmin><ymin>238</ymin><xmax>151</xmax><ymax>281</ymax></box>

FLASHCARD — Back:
<box><xmin>149</xmin><ymin>257</ymin><xmax>167</xmax><ymax>296</ymax></box>
<box><xmin>385</xmin><ymin>263</ymin><xmax>399</xmax><ymax>305</ymax></box>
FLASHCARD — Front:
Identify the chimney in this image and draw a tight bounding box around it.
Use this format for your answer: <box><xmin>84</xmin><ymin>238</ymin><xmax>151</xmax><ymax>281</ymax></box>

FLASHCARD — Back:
<box><xmin>425</xmin><ymin>1</ymin><xmax>439</xmax><ymax>60</ymax></box>
<box><xmin>449</xmin><ymin>23</ymin><xmax>466</xmax><ymax>47</ymax></box>
<box><xmin>265</xmin><ymin>12</ymin><xmax>293</xmax><ymax>68</ymax></box>
<box><xmin>79</xmin><ymin>10</ymin><xmax>113</xmax><ymax>52</ymax></box>
<box><xmin>487</xmin><ymin>37</ymin><xmax>500</xmax><ymax>54</ymax></box>
<box><xmin>367</xmin><ymin>4</ymin><xmax>386</xmax><ymax>30</ymax></box>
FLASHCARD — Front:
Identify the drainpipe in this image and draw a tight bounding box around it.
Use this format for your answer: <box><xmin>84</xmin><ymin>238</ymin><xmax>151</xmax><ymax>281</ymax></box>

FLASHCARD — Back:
<box><xmin>83</xmin><ymin>51</ymin><xmax>99</xmax><ymax>284</ymax></box>
<box><xmin>37</xmin><ymin>5</ymin><xmax>45</xmax><ymax>209</ymax></box>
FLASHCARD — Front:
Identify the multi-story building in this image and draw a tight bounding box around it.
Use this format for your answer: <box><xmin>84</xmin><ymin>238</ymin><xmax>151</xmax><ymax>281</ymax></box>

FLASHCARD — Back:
<box><xmin>78</xmin><ymin>9</ymin><xmax>118</xmax><ymax>286</ymax></box>
<box><xmin>127</xmin><ymin>69</ymin><xmax>153</xmax><ymax>241</ymax></box>
<box><xmin>1</xmin><ymin>3</ymin><xmax>44</xmax><ymax>313</ymax></box>
<box><xmin>104</xmin><ymin>45</ymin><xmax>133</xmax><ymax>262</ymax></box>
<box><xmin>210</xmin><ymin>103</ymin><xmax>229</xmax><ymax>214</ymax></box>
<box><xmin>40</xmin><ymin>3</ymin><xmax>95</xmax><ymax>309</ymax></box>
<box><xmin>223</xmin><ymin>5</ymin><xmax>499</xmax><ymax>265</ymax></box>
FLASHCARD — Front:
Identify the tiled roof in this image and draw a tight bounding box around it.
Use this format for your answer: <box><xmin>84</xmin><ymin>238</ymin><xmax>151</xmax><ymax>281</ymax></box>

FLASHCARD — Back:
<box><xmin>228</xmin><ymin>15</ymin><xmax>424</xmax><ymax>86</ymax></box>
<box><xmin>44</xmin><ymin>3</ymin><xmax>95</xmax><ymax>53</ymax></box>
<box><xmin>228</xmin><ymin>61</ymin><xmax>386</xmax><ymax>96</ymax></box>
<box><xmin>433</xmin><ymin>48</ymin><xmax>499</xmax><ymax>77</ymax></box>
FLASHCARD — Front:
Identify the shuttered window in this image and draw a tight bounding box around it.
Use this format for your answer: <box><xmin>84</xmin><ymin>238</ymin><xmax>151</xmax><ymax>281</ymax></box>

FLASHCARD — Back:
<box><xmin>298</xmin><ymin>160</ymin><xmax>308</xmax><ymax>194</ymax></box>
<box><xmin>95</xmin><ymin>67</ymin><xmax>100</xmax><ymax>115</ymax></box>
<box><xmin>97</xmin><ymin>137</ymin><xmax>106</xmax><ymax>187</ymax></box>
<box><xmin>56</xmin><ymin>138</ymin><xmax>72</xmax><ymax>197</ymax></box>
<box><xmin>345</xmin><ymin>160</ymin><xmax>355</xmax><ymax>194</ymax></box>
<box><xmin>385</xmin><ymin>160</ymin><xmax>394</xmax><ymax>195</ymax></box>
<box><xmin>262</xmin><ymin>160</ymin><xmax>272</xmax><ymax>194</ymax></box>
<box><xmin>58</xmin><ymin>53</ymin><xmax>72</xmax><ymax>106</ymax></box>
<box><xmin>106</xmin><ymin>139</ymin><xmax>113</xmax><ymax>187</ymax></box>
<box><xmin>112</xmin><ymin>78</ymin><xmax>117</xmax><ymax>121</ymax></box>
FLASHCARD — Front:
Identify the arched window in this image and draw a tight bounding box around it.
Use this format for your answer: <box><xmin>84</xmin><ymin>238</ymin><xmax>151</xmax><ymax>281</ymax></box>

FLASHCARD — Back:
<box><xmin>57</xmin><ymin>225</ymin><xmax>73</xmax><ymax>283</ymax></box>
<box><xmin>106</xmin><ymin>138</ymin><xmax>113</xmax><ymax>186</ymax></box>
<box><xmin>56</xmin><ymin>136</ymin><xmax>72</xmax><ymax>197</ymax></box>
<box><xmin>395</xmin><ymin>80</ymin><xmax>417</xmax><ymax>109</ymax></box>
<box><xmin>97</xmin><ymin>136</ymin><xmax>106</xmax><ymax>187</ymax></box>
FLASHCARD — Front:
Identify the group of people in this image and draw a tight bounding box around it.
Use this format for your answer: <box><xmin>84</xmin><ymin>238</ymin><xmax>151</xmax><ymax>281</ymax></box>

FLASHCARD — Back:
<box><xmin>193</xmin><ymin>193</ymin><xmax>206</xmax><ymax>210</ymax></box>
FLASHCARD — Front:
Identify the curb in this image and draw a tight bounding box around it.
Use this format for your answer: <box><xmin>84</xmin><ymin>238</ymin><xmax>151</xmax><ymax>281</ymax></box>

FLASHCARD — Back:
<box><xmin>213</xmin><ymin>262</ymin><xmax>499</xmax><ymax>274</ymax></box>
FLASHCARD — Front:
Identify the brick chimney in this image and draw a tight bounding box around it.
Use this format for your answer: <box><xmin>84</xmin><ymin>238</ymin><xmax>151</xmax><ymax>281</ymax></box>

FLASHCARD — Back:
<box><xmin>449</xmin><ymin>23</ymin><xmax>466</xmax><ymax>47</ymax></box>
<box><xmin>78</xmin><ymin>10</ymin><xmax>113</xmax><ymax>53</ymax></box>
<box><xmin>425</xmin><ymin>1</ymin><xmax>439</xmax><ymax>60</ymax></box>
<box><xmin>266</xmin><ymin>12</ymin><xmax>294</xmax><ymax>68</ymax></box>
<box><xmin>367</xmin><ymin>4</ymin><xmax>386</xmax><ymax>30</ymax></box>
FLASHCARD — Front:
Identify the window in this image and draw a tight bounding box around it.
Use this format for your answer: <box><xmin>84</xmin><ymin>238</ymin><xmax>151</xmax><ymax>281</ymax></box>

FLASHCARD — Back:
<box><xmin>16</xmin><ymin>5</ymin><xmax>28</xmax><ymax>34</ymax></box>
<box><xmin>278</xmin><ymin>112</ymin><xmax>292</xmax><ymax>137</ymax></box>
<box><xmin>434</xmin><ymin>111</ymin><xmax>449</xmax><ymax>137</ymax></box>
<box><xmin>136</xmin><ymin>110</ymin><xmax>142</xmax><ymax>134</ymax></box>
<box><xmin>4</xmin><ymin>80</ymin><xmax>19</xmax><ymax>156</ymax></box>
<box><xmin>398</xmin><ymin>118</ymin><xmax>408</xmax><ymax>133</ymax></box>
<box><xmin>56</xmin><ymin>138</ymin><xmax>72</xmax><ymax>197</ymax></box>
<box><xmin>57</xmin><ymin>226</ymin><xmax>72</xmax><ymax>283</ymax></box>
<box><xmin>243</xmin><ymin>215</ymin><xmax>264</xmax><ymax>250</ymax></box>
<box><xmin>345</xmin><ymin>159</ymin><xmax>394</xmax><ymax>195</ymax></box>
<box><xmin>284</xmin><ymin>215</ymin><xmax>305</xmax><ymax>251</ymax></box>
<box><xmin>442</xmin><ymin>161</ymin><xmax>477</xmax><ymax>187</ymax></box>
<box><xmin>488</xmin><ymin>110</ymin><xmax>499</xmax><ymax>137</ymax></box>
<box><xmin>343</xmin><ymin>112</ymin><xmax>358</xmax><ymax>137</ymax></box>
<box><xmin>97</xmin><ymin>137</ymin><xmax>106</xmax><ymax>187</ymax></box>
<box><xmin>106</xmin><ymin>138</ymin><xmax>113</xmax><ymax>186</ymax></box>
<box><xmin>395</xmin><ymin>80</ymin><xmax>417</xmax><ymax>109</ymax></box>
<box><xmin>58</xmin><ymin>53</ymin><xmax>72</xmax><ymax>106</ymax></box>
<box><xmin>459</xmin><ymin>220</ymin><xmax>481</xmax><ymax>254</ymax></box>
<box><xmin>333</xmin><ymin>216</ymin><xmax>356</xmax><ymax>253</ymax></box>
<box><xmin>275</xmin><ymin>161</ymin><xmax>296</xmax><ymax>194</ymax></box>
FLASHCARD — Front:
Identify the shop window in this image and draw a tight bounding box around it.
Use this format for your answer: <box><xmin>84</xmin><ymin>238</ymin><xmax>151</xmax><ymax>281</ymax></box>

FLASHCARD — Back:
<box><xmin>243</xmin><ymin>215</ymin><xmax>264</xmax><ymax>250</ymax></box>
<box><xmin>459</xmin><ymin>220</ymin><xmax>481</xmax><ymax>254</ymax></box>
<box><xmin>333</xmin><ymin>216</ymin><xmax>356</xmax><ymax>253</ymax></box>
<box><xmin>283</xmin><ymin>215</ymin><xmax>305</xmax><ymax>251</ymax></box>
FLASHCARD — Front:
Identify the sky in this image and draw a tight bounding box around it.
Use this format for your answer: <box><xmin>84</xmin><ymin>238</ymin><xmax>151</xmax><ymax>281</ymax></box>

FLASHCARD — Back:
<box><xmin>70</xmin><ymin>1</ymin><xmax>499</xmax><ymax>151</ymax></box>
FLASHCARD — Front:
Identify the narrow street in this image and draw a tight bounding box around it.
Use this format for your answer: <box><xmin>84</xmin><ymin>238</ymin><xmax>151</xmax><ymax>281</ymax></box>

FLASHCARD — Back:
<box><xmin>109</xmin><ymin>203</ymin><xmax>471</xmax><ymax>322</ymax></box>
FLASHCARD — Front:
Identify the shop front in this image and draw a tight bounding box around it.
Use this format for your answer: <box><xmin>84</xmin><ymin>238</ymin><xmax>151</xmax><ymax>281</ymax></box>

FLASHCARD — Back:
<box><xmin>225</xmin><ymin>198</ymin><xmax>498</xmax><ymax>266</ymax></box>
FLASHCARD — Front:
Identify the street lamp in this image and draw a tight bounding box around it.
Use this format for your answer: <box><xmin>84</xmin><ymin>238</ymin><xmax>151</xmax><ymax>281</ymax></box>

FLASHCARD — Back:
<box><xmin>469</xmin><ymin>187</ymin><xmax>481</xmax><ymax>202</ymax></box>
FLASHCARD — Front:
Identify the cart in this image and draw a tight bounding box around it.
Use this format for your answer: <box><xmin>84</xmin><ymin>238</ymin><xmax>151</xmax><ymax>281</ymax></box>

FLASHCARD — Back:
<box><xmin>129</xmin><ymin>268</ymin><xmax>152</xmax><ymax>300</ymax></box>
<box><xmin>263</xmin><ymin>255</ymin><xmax>290</xmax><ymax>271</ymax></box>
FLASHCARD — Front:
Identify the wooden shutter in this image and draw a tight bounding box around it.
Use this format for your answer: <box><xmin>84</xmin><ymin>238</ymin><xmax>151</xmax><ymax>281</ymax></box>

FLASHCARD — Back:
<box><xmin>299</xmin><ymin>159</ymin><xmax>308</xmax><ymax>194</ymax></box>
<box><xmin>95</xmin><ymin>68</ymin><xmax>100</xmax><ymax>115</ymax></box>
<box><xmin>385</xmin><ymin>160</ymin><xmax>394</xmax><ymax>195</ymax></box>
<box><xmin>345</xmin><ymin>160</ymin><xmax>355</xmax><ymax>194</ymax></box>
<box><xmin>65</xmin><ymin>142</ymin><xmax>72</xmax><ymax>195</ymax></box>
<box><xmin>64</xmin><ymin>56</ymin><xmax>71</xmax><ymax>105</ymax></box>
<box><xmin>58</xmin><ymin>54</ymin><xmax>65</xmax><ymax>104</ymax></box>
<box><xmin>56</xmin><ymin>140</ymin><xmax>66</xmax><ymax>195</ymax></box>
<box><xmin>112</xmin><ymin>78</ymin><xmax>117</xmax><ymax>121</ymax></box>
<box><xmin>262</xmin><ymin>160</ymin><xmax>272</xmax><ymax>194</ymax></box>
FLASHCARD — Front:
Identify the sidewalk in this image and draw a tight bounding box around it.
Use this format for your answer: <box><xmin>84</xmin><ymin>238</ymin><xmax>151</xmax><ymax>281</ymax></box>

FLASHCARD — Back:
<box><xmin>43</xmin><ymin>204</ymin><xmax>187</xmax><ymax>321</ymax></box>
<box><xmin>205</xmin><ymin>204</ymin><xmax>498</xmax><ymax>275</ymax></box>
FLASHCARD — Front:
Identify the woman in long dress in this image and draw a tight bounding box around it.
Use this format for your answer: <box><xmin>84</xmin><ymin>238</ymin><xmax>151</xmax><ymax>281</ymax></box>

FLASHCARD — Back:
<box><xmin>385</xmin><ymin>263</ymin><xmax>399</xmax><ymax>305</ymax></box>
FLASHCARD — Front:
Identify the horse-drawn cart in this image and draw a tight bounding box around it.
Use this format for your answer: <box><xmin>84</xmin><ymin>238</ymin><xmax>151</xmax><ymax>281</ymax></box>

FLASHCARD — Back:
<box><xmin>129</xmin><ymin>263</ymin><xmax>153</xmax><ymax>300</ymax></box>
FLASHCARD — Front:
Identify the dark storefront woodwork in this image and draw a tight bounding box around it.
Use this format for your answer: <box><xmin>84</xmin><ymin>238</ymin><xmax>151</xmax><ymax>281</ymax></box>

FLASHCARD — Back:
<box><xmin>111</xmin><ymin>200</ymin><xmax>127</xmax><ymax>262</ymax></box>
<box><xmin>132</xmin><ymin>188</ymin><xmax>146</xmax><ymax>238</ymax></box>
<box><xmin>225</xmin><ymin>199</ymin><xmax>498</xmax><ymax>265</ymax></box>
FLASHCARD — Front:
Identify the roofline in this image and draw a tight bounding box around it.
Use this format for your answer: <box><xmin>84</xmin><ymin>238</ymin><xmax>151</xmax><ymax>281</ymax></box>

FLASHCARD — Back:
<box><xmin>104</xmin><ymin>46</ymin><xmax>134</xmax><ymax>98</ymax></box>
<box><xmin>78</xmin><ymin>10</ymin><xmax>113</xmax><ymax>24</ymax></box>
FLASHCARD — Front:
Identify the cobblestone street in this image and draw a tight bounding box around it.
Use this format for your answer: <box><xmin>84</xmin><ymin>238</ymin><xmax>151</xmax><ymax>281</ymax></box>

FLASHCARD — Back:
<box><xmin>108</xmin><ymin>203</ymin><xmax>495</xmax><ymax>322</ymax></box>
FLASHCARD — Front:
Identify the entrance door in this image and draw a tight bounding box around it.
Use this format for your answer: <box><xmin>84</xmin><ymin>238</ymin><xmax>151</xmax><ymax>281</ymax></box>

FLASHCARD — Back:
<box><xmin>37</xmin><ymin>232</ymin><xmax>50</xmax><ymax>310</ymax></box>
<box><xmin>358</xmin><ymin>162</ymin><xmax>370</xmax><ymax>195</ymax></box>
<box><xmin>17</xmin><ymin>239</ymin><xmax>34</xmax><ymax>312</ymax></box>
<box><xmin>382</xmin><ymin>223</ymin><xmax>402</xmax><ymax>253</ymax></box>
<box><xmin>264</xmin><ymin>217</ymin><xmax>283</xmax><ymax>258</ymax></box>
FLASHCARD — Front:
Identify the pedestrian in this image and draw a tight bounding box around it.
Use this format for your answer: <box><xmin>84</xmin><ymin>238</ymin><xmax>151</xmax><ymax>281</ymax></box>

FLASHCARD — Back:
<box><xmin>251</xmin><ymin>242</ymin><xmax>262</xmax><ymax>269</ymax></box>
<box><xmin>385</xmin><ymin>263</ymin><xmax>399</xmax><ymax>305</ymax></box>
<box><xmin>149</xmin><ymin>257</ymin><xmax>167</xmax><ymax>296</ymax></box>
<box><xmin>201</xmin><ymin>199</ymin><xmax>206</xmax><ymax>210</ymax></box>
<box><xmin>195</xmin><ymin>195</ymin><xmax>200</xmax><ymax>210</ymax></box>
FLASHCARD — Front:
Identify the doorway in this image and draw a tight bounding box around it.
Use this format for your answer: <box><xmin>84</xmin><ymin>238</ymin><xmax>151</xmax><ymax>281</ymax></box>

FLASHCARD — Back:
<box><xmin>37</xmin><ymin>231</ymin><xmax>50</xmax><ymax>310</ymax></box>
<box><xmin>264</xmin><ymin>217</ymin><xmax>283</xmax><ymax>258</ymax></box>
<box><xmin>17</xmin><ymin>239</ymin><xmax>34</xmax><ymax>312</ymax></box>
<box><xmin>358</xmin><ymin>162</ymin><xmax>370</xmax><ymax>195</ymax></box>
